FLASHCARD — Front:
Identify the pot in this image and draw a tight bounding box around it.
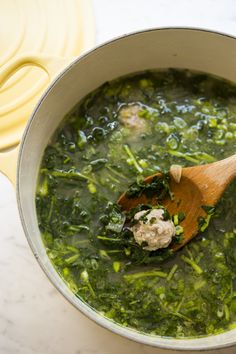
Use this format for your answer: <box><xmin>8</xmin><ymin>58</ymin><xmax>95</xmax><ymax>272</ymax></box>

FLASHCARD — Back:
<box><xmin>1</xmin><ymin>28</ymin><xmax>236</xmax><ymax>351</ymax></box>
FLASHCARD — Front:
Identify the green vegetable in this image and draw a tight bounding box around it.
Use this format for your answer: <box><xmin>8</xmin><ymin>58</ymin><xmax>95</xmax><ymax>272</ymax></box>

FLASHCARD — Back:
<box><xmin>181</xmin><ymin>255</ymin><xmax>203</xmax><ymax>275</ymax></box>
<box><xmin>80</xmin><ymin>270</ymin><xmax>95</xmax><ymax>297</ymax></box>
<box><xmin>36</xmin><ymin>69</ymin><xmax>236</xmax><ymax>338</ymax></box>
<box><xmin>123</xmin><ymin>269</ymin><xmax>168</xmax><ymax>281</ymax></box>
<box><xmin>37</xmin><ymin>176</ymin><xmax>48</xmax><ymax>196</ymax></box>
<box><xmin>77</xmin><ymin>130</ymin><xmax>87</xmax><ymax>149</ymax></box>
<box><xmin>123</xmin><ymin>144</ymin><xmax>143</xmax><ymax>173</ymax></box>
<box><xmin>198</xmin><ymin>205</ymin><xmax>216</xmax><ymax>232</ymax></box>
<box><xmin>113</xmin><ymin>261</ymin><xmax>121</xmax><ymax>272</ymax></box>
<box><xmin>167</xmin><ymin>264</ymin><xmax>178</xmax><ymax>281</ymax></box>
<box><xmin>42</xmin><ymin>168</ymin><xmax>97</xmax><ymax>184</ymax></box>
<box><xmin>87</xmin><ymin>182</ymin><xmax>97</xmax><ymax>194</ymax></box>
<box><xmin>125</xmin><ymin>174</ymin><xmax>172</xmax><ymax>200</ymax></box>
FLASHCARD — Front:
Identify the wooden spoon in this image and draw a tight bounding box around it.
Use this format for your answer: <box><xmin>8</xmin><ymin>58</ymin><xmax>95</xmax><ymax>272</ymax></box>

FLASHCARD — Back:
<box><xmin>118</xmin><ymin>154</ymin><xmax>236</xmax><ymax>251</ymax></box>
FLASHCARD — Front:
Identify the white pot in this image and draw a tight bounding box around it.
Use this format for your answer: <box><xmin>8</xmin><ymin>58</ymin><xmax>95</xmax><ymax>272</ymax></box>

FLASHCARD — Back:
<box><xmin>1</xmin><ymin>27</ymin><xmax>236</xmax><ymax>351</ymax></box>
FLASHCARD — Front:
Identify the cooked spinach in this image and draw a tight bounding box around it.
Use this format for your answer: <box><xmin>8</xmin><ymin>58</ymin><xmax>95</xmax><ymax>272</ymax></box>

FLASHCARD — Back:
<box><xmin>36</xmin><ymin>69</ymin><xmax>236</xmax><ymax>338</ymax></box>
<box><xmin>125</xmin><ymin>174</ymin><xmax>172</xmax><ymax>200</ymax></box>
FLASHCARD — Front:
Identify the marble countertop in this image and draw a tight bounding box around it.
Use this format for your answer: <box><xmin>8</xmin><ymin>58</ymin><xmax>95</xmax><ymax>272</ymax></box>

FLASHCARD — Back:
<box><xmin>1</xmin><ymin>1</ymin><xmax>236</xmax><ymax>353</ymax></box>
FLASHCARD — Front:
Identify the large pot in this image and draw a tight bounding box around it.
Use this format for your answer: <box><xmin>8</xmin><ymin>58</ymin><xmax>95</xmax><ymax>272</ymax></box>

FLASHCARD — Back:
<box><xmin>1</xmin><ymin>28</ymin><xmax>236</xmax><ymax>351</ymax></box>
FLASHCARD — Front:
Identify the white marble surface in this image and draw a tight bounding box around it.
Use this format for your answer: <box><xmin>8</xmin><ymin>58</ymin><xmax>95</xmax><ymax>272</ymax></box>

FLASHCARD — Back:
<box><xmin>2</xmin><ymin>1</ymin><xmax>236</xmax><ymax>353</ymax></box>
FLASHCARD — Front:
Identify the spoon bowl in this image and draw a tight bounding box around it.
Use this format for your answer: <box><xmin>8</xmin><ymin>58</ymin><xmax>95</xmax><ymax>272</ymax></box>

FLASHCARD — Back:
<box><xmin>118</xmin><ymin>154</ymin><xmax>236</xmax><ymax>251</ymax></box>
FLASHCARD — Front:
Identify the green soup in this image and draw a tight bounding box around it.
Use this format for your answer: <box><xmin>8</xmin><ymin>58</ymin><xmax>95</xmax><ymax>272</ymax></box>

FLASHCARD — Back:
<box><xmin>36</xmin><ymin>69</ymin><xmax>236</xmax><ymax>338</ymax></box>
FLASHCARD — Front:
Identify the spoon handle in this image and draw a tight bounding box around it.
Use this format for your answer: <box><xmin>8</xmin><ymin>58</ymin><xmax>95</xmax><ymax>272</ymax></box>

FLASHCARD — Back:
<box><xmin>211</xmin><ymin>153</ymin><xmax>236</xmax><ymax>181</ymax></box>
<box><xmin>182</xmin><ymin>153</ymin><xmax>236</xmax><ymax>206</ymax></box>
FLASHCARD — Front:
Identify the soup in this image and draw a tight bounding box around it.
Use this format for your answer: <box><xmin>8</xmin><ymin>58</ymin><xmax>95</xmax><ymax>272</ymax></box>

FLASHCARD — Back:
<box><xmin>36</xmin><ymin>69</ymin><xmax>236</xmax><ymax>338</ymax></box>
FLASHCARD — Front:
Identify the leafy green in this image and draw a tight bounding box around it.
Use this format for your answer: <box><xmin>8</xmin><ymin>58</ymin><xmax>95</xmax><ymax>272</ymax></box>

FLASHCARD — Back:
<box><xmin>198</xmin><ymin>205</ymin><xmax>216</xmax><ymax>232</ymax></box>
<box><xmin>104</xmin><ymin>204</ymin><xmax>126</xmax><ymax>233</ymax></box>
<box><xmin>125</xmin><ymin>174</ymin><xmax>172</xmax><ymax>200</ymax></box>
<box><xmin>36</xmin><ymin>69</ymin><xmax>236</xmax><ymax>338</ymax></box>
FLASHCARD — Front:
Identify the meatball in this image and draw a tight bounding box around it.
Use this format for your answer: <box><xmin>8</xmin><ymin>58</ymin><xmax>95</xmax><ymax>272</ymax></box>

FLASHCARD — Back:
<box><xmin>131</xmin><ymin>209</ymin><xmax>175</xmax><ymax>251</ymax></box>
<box><xmin>118</xmin><ymin>104</ymin><xmax>148</xmax><ymax>132</ymax></box>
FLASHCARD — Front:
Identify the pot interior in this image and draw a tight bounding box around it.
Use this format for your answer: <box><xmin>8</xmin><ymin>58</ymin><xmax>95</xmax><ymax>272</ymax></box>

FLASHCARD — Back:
<box><xmin>17</xmin><ymin>28</ymin><xmax>236</xmax><ymax>350</ymax></box>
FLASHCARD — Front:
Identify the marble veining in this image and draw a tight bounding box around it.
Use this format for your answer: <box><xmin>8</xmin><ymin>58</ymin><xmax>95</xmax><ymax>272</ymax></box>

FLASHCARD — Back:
<box><xmin>2</xmin><ymin>0</ymin><xmax>236</xmax><ymax>353</ymax></box>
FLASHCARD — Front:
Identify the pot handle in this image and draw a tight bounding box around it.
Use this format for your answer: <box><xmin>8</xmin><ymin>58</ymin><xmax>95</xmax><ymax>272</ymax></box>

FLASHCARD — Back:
<box><xmin>0</xmin><ymin>54</ymin><xmax>73</xmax><ymax>187</ymax></box>
<box><xmin>0</xmin><ymin>53</ymin><xmax>72</xmax><ymax>85</ymax></box>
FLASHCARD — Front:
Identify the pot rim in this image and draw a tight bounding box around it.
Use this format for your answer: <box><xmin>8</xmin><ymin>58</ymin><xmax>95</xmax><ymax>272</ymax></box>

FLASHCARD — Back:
<box><xmin>16</xmin><ymin>26</ymin><xmax>236</xmax><ymax>351</ymax></box>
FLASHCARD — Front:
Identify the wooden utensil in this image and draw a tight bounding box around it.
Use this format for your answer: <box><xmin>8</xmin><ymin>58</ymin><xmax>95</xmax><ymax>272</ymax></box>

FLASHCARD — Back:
<box><xmin>118</xmin><ymin>154</ymin><xmax>236</xmax><ymax>251</ymax></box>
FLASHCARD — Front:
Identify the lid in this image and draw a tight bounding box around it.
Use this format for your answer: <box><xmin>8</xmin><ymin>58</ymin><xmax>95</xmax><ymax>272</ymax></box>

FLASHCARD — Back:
<box><xmin>0</xmin><ymin>0</ymin><xmax>94</xmax><ymax>151</ymax></box>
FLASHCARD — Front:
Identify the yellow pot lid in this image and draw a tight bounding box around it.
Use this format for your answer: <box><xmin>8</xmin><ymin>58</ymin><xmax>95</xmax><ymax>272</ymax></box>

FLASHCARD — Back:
<box><xmin>0</xmin><ymin>0</ymin><xmax>95</xmax><ymax>151</ymax></box>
